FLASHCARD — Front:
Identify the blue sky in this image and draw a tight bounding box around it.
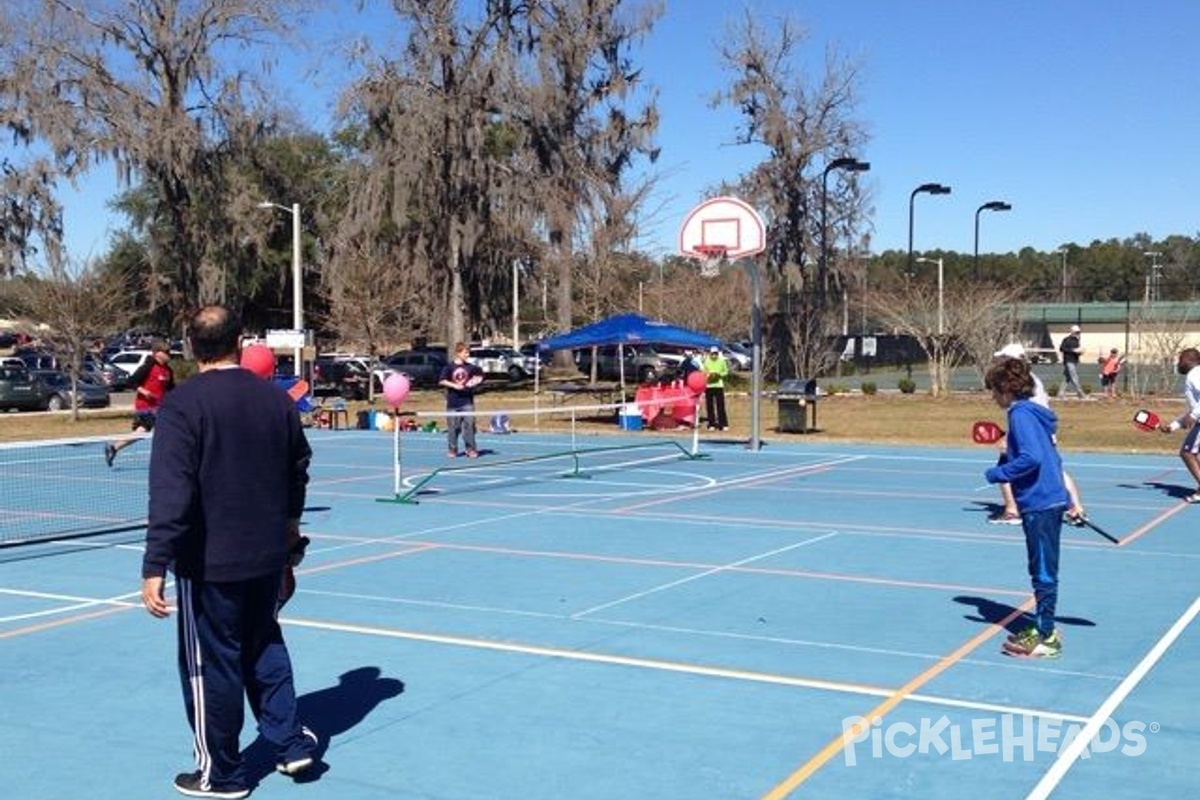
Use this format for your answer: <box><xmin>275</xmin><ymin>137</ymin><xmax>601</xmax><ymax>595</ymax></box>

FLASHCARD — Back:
<box><xmin>57</xmin><ymin>0</ymin><xmax>1200</xmax><ymax>262</ymax></box>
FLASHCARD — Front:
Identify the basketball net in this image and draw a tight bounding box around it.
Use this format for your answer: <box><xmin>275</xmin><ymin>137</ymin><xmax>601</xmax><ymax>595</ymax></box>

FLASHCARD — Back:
<box><xmin>693</xmin><ymin>245</ymin><xmax>728</xmax><ymax>279</ymax></box>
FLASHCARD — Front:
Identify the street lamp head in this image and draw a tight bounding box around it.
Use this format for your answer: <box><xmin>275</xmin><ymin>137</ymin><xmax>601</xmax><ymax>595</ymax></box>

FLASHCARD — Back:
<box><xmin>256</xmin><ymin>201</ymin><xmax>274</xmax><ymax>209</ymax></box>
<box><xmin>981</xmin><ymin>200</ymin><xmax>1011</xmax><ymax>212</ymax></box>
<box><xmin>825</xmin><ymin>156</ymin><xmax>871</xmax><ymax>175</ymax></box>
<box><xmin>913</xmin><ymin>182</ymin><xmax>951</xmax><ymax>198</ymax></box>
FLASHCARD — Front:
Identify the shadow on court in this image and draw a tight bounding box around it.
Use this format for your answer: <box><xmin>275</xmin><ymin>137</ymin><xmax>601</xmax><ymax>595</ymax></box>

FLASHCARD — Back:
<box><xmin>241</xmin><ymin>666</ymin><xmax>405</xmax><ymax>785</ymax></box>
<box><xmin>1130</xmin><ymin>481</ymin><xmax>1195</xmax><ymax>500</ymax></box>
<box><xmin>953</xmin><ymin>595</ymin><xmax>1097</xmax><ymax>636</ymax></box>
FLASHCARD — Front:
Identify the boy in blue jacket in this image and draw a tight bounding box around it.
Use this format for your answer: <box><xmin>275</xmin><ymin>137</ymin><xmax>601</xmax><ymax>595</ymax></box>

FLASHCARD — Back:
<box><xmin>984</xmin><ymin>357</ymin><xmax>1070</xmax><ymax>658</ymax></box>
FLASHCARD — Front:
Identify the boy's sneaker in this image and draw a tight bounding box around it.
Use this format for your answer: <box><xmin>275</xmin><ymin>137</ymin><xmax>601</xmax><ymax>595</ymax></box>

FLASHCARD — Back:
<box><xmin>1003</xmin><ymin>630</ymin><xmax>1062</xmax><ymax>659</ymax></box>
<box><xmin>173</xmin><ymin>772</ymin><xmax>249</xmax><ymax>799</ymax></box>
<box><xmin>276</xmin><ymin>726</ymin><xmax>319</xmax><ymax>776</ymax></box>
<box><xmin>1005</xmin><ymin>626</ymin><xmax>1038</xmax><ymax>645</ymax></box>
<box><xmin>447</xmin><ymin>450</ymin><xmax>458</xmax><ymax>459</ymax></box>
<box><xmin>466</xmin><ymin>449</ymin><xmax>479</xmax><ymax>459</ymax></box>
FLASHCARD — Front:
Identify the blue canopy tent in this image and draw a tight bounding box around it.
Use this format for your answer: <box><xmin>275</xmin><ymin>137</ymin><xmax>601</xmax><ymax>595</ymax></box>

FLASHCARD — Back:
<box><xmin>538</xmin><ymin>313</ymin><xmax>720</xmax><ymax>352</ymax></box>
<box><xmin>538</xmin><ymin>313</ymin><xmax>720</xmax><ymax>390</ymax></box>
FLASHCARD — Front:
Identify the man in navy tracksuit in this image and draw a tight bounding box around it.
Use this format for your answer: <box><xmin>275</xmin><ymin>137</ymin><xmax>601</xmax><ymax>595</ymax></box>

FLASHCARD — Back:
<box><xmin>142</xmin><ymin>305</ymin><xmax>317</xmax><ymax>798</ymax></box>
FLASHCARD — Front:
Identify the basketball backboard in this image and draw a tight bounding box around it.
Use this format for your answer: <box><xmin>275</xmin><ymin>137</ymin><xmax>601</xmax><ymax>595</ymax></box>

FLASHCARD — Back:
<box><xmin>677</xmin><ymin>196</ymin><xmax>766</xmax><ymax>260</ymax></box>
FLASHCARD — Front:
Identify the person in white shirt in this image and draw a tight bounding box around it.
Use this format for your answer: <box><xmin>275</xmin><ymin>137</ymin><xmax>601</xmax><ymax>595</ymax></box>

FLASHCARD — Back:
<box><xmin>1158</xmin><ymin>348</ymin><xmax>1200</xmax><ymax>503</ymax></box>
<box><xmin>989</xmin><ymin>344</ymin><xmax>1084</xmax><ymax>524</ymax></box>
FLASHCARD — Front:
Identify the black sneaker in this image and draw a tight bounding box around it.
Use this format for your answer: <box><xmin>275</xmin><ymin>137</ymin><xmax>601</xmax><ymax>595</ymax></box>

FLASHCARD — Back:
<box><xmin>276</xmin><ymin>726</ymin><xmax>319</xmax><ymax>775</ymax></box>
<box><xmin>172</xmin><ymin>771</ymin><xmax>249</xmax><ymax>799</ymax></box>
<box><xmin>104</xmin><ymin>444</ymin><xmax>116</xmax><ymax>468</ymax></box>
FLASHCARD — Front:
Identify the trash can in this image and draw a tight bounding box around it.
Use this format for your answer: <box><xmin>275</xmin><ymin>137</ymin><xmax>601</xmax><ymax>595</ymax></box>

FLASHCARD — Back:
<box><xmin>777</xmin><ymin>378</ymin><xmax>818</xmax><ymax>433</ymax></box>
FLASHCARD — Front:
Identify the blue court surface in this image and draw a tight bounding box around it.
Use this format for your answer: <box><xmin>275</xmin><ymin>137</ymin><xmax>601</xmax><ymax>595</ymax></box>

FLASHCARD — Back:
<box><xmin>2</xmin><ymin>428</ymin><xmax>1197</xmax><ymax>799</ymax></box>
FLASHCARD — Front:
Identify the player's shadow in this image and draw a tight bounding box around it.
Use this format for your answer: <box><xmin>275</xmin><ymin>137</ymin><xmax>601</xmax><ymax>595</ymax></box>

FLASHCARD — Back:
<box><xmin>242</xmin><ymin>666</ymin><xmax>405</xmax><ymax>785</ymax></box>
<box><xmin>953</xmin><ymin>596</ymin><xmax>1096</xmax><ymax>636</ymax></box>
<box><xmin>1129</xmin><ymin>481</ymin><xmax>1194</xmax><ymax>500</ymax></box>
<box><xmin>966</xmin><ymin>500</ymin><xmax>1007</xmax><ymax>519</ymax></box>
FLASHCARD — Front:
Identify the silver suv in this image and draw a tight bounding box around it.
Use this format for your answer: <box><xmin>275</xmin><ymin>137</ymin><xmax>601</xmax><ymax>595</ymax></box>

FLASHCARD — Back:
<box><xmin>469</xmin><ymin>347</ymin><xmax>534</xmax><ymax>380</ymax></box>
<box><xmin>573</xmin><ymin>344</ymin><xmax>679</xmax><ymax>383</ymax></box>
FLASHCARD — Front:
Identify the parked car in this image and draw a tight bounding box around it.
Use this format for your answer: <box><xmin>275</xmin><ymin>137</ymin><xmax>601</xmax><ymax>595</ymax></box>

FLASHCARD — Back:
<box><xmin>469</xmin><ymin>347</ymin><xmax>534</xmax><ymax>380</ymax></box>
<box><xmin>519</xmin><ymin>341</ymin><xmax>552</xmax><ymax>368</ymax></box>
<box><xmin>311</xmin><ymin>358</ymin><xmax>369</xmax><ymax>400</ymax></box>
<box><xmin>573</xmin><ymin>344</ymin><xmax>679</xmax><ymax>384</ymax></box>
<box><xmin>383</xmin><ymin>350</ymin><xmax>448</xmax><ymax>388</ymax></box>
<box><xmin>31</xmin><ymin>370</ymin><xmax>111</xmax><ymax>410</ymax></box>
<box><xmin>17</xmin><ymin>351</ymin><xmax>63</xmax><ymax>371</ymax></box>
<box><xmin>82</xmin><ymin>355</ymin><xmax>130</xmax><ymax>390</ymax></box>
<box><xmin>721</xmin><ymin>342</ymin><xmax>752</xmax><ymax>370</ymax></box>
<box><xmin>323</xmin><ymin>353</ymin><xmax>397</xmax><ymax>393</ymax></box>
<box><xmin>0</xmin><ymin>365</ymin><xmax>49</xmax><ymax>411</ymax></box>
<box><xmin>108</xmin><ymin>349</ymin><xmax>154</xmax><ymax>377</ymax></box>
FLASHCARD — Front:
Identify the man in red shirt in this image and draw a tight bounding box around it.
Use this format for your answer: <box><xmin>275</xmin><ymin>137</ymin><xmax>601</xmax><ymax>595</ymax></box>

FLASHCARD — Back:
<box><xmin>106</xmin><ymin>338</ymin><xmax>176</xmax><ymax>466</ymax></box>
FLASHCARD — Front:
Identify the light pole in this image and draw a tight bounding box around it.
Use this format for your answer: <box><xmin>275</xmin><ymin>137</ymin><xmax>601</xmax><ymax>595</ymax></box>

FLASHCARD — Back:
<box><xmin>1056</xmin><ymin>247</ymin><xmax>1068</xmax><ymax>303</ymax></box>
<box><xmin>257</xmin><ymin>201</ymin><xmax>303</xmax><ymax>376</ymax></box>
<box><xmin>1143</xmin><ymin>251</ymin><xmax>1162</xmax><ymax>303</ymax></box>
<box><xmin>908</xmin><ymin>183</ymin><xmax>951</xmax><ymax>276</ymax></box>
<box><xmin>915</xmin><ymin>257</ymin><xmax>945</xmax><ymax>336</ymax></box>
<box><xmin>820</xmin><ymin>157</ymin><xmax>870</xmax><ymax>307</ymax></box>
<box><xmin>973</xmin><ymin>200</ymin><xmax>1011</xmax><ymax>279</ymax></box>
<box><xmin>512</xmin><ymin>259</ymin><xmax>520</xmax><ymax>345</ymax></box>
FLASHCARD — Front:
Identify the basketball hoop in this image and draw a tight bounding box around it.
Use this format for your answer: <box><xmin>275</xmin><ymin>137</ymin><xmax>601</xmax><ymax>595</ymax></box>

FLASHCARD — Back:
<box><xmin>693</xmin><ymin>245</ymin><xmax>728</xmax><ymax>278</ymax></box>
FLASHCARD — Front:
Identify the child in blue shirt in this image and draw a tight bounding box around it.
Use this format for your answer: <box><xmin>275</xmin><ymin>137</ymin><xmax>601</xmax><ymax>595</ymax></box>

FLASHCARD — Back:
<box><xmin>983</xmin><ymin>357</ymin><xmax>1070</xmax><ymax>658</ymax></box>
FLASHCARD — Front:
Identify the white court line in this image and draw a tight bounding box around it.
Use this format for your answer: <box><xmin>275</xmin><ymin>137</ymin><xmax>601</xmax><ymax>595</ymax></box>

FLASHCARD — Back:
<box><xmin>570</xmin><ymin>533</ymin><xmax>839</xmax><ymax>619</ymax></box>
<box><xmin>295</xmin><ymin>585</ymin><xmax>1122</xmax><ymax>683</ymax></box>
<box><xmin>282</xmin><ymin>614</ymin><xmax>1090</xmax><ymax>725</ymax></box>
<box><xmin>0</xmin><ymin>587</ymin><xmax>140</xmax><ymax>622</ymax></box>
<box><xmin>1025</xmin><ymin>594</ymin><xmax>1200</xmax><ymax>800</ymax></box>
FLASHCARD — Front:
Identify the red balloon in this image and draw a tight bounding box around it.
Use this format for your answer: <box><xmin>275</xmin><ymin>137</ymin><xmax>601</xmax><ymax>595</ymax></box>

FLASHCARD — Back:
<box><xmin>685</xmin><ymin>369</ymin><xmax>708</xmax><ymax>394</ymax></box>
<box><xmin>240</xmin><ymin>344</ymin><xmax>276</xmax><ymax>379</ymax></box>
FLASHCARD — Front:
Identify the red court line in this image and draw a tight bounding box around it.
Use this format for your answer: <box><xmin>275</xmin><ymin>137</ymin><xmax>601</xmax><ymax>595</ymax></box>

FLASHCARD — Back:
<box><xmin>758</xmin><ymin>597</ymin><xmax>1036</xmax><ymax>799</ymax></box>
<box><xmin>296</xmin><ymin>542</ymin><xmax>437</xmax><ymax>577</ymax></box>
<box><xmin>1116</xmin><ymin>500</ymin><xmax>1193</xmax><ymax>547</ymax></box>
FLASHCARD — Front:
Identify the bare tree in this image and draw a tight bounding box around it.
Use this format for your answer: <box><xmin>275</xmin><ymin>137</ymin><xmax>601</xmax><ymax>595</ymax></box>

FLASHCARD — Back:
<box><xmin>713</xmin><ymin>10</ymin><xmax>869</xmax><ymax>378</ymax></box>
<box><xmin>518</xmin><ymin>0</ymin><xmax>662</xmax><ymax>364</ymax></box>
<box><xmin>868</xmin><ymin>279</ymin><xmax>1025</xmax><ymax>396</ymax></box>
<box><xmin>1129</xmin><ymin>302</ymin><xmax>1198</xmax><ymax>397</ymax></box>
<box><xmin>10</xmin><ymin>259</ymin><xmax>130</xmax><ymax>420</ymax></box>
<box><xmin>334</xmin><ymin>0</ymin><xmax>521</xmax><ymax>347</ymax></box>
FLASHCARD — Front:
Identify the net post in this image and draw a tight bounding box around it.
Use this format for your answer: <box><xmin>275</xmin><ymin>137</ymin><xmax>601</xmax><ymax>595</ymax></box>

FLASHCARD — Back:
<box><xmin>392</xmin><ymin>412</ymin><xmax>402</xmax><ymax>496</ymax></box>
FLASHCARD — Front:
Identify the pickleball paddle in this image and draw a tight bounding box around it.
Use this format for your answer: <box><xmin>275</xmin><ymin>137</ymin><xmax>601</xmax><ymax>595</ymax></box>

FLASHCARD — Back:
<box><xmin>278</xmin><ymin>535</ymin><xmax>310</xmax><ymax>610</ymax></box>
<box><xmin>1132</xmin><ymin>409</ymin><xmax>1160</xmax><ymax>432</ymax></box>
<box><xmin>972</xmin><ymin>420</ymin><xmax>1005</xmax><ymax>444</ymax></box>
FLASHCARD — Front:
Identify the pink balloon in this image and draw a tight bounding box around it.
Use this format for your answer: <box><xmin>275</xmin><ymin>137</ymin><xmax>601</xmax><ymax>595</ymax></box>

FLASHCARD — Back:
<box><xmin>685</xmin><ymin>369</ymin><xmax>708</xmax><ymax>395</ymax></box>
<box><xmin>382</xmin><ymin>372</ymin><xmax>411</xmax><ymax>406</ymax></box>
<box><xmin>240</xmin><ymin>344</ymin><xmax>276</xmax><ymax>379</ymax></box>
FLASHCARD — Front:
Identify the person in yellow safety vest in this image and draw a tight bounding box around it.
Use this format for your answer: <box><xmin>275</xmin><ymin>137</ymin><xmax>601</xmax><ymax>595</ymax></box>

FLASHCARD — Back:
<box><xmin>701</xmin><ymin>345</ymin><xmax>730</xmax><ymax>430</ymax></box>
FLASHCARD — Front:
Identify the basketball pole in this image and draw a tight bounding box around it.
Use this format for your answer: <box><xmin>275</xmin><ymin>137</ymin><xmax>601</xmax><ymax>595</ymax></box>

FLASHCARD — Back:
<box><xmin>744</xmin><ymin>256</ymin><xmax>763</xmax><ymax>451</ymax></box>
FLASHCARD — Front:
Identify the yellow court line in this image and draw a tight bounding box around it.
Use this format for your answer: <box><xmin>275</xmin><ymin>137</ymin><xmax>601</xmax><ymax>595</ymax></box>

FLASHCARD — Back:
<box><xmin>1115</xmin><ymin>499</ymin><xmax>1192</xmax><ymax>547</ymax></box>
<box><xmin>0</xmin><ymin>604</ymin><xmax>133</xmax><ymax>639</ymax></box>
<box><xmin>758</xmin><ymin>597</ymin><xmax>1035</xmax><ymax>800</ymax></box>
